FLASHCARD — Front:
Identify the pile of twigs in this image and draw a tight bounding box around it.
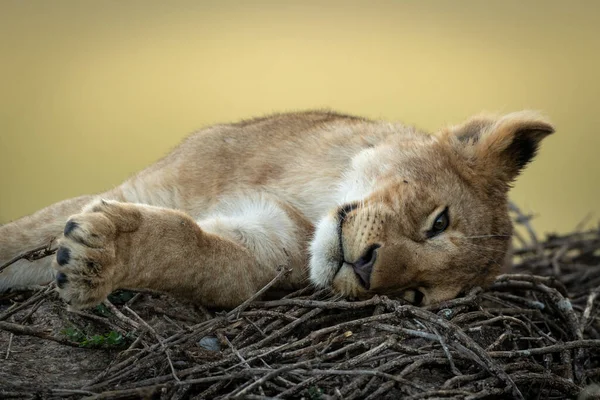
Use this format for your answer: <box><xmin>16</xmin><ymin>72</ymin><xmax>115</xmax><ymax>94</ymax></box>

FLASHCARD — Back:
<box><xmin>1</xmin><ymin>206</ymin><xmax>600</xmax><ymax>399</ymax></box>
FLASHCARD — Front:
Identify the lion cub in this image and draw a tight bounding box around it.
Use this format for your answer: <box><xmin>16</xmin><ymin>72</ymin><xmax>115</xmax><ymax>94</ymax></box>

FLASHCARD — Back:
<box><xmin>0</xmin><ymin>111</ymin><xmax>553</xmax><ymax>308</ymax></box>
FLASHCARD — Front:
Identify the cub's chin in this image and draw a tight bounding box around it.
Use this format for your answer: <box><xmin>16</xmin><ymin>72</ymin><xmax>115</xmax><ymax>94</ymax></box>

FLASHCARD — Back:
<box><xmin>309</xmin><ymin>214</ymin><xmax>342</xmax><ymax>289</ymax></box>
<box><xmin>308</xmin><ymin>214</ymin><xmax>369</xmax><ymax>298</ymax></box>
<box><xmin>330</xmin><ymin>264</ymin><xmax>371</xmax><ymax>299</ymax></box>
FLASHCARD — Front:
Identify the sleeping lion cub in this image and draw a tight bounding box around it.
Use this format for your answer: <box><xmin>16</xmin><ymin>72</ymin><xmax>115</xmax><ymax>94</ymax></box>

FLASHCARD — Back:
<box><xmin>0</xmin><ymin>111</ymin><xmax>553</xmax><ymax>309</ymax></box>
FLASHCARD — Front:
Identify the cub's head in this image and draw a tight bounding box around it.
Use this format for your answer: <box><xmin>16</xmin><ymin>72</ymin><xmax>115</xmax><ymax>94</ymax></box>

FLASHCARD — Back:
<box><xmin>309</xmin><ymin>111</ymin><xmax>554</xmax><ymax>306</ymax></box>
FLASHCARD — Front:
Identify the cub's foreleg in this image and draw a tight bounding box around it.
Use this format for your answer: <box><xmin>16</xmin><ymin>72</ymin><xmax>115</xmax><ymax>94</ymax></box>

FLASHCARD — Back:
<box><xmin>54</xmin><ymin>197</ymin><xmax>311</xmax><ymax>309</ymax></box>
<box><xmin>0</xmin><ymin>194</ymin><xmax>99</xmax><ymax>290</ymax></box>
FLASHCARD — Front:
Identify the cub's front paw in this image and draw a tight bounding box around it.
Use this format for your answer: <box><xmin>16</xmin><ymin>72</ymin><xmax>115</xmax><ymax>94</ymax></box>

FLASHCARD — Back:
<box><xmin>53</xmin><ymin>199</ymin><xmax>140</xmax><ymax>309</ymax></box>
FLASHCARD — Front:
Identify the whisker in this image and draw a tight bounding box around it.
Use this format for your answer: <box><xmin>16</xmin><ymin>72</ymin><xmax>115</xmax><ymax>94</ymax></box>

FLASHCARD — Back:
<box><xmin>459</xmin><ymin>241</ymin><xmax>509</xmax><ymax>254</ymax></box>
<box><xmin>462</xmin><ymin>234</ymin><xmax>513</xmax><ymax>239</ymax></box>
<box><xmin>462</xmin><ymin>245</ymin><xmax>505</xmax><ymax>270</ymax></box>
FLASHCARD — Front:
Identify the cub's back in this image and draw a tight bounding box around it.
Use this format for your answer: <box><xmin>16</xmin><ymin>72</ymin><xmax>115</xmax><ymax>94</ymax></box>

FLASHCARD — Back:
<box><xmin>123</xmin><ymin>111</ymin><xmax>426</xmax><ymax>221</ymax></box>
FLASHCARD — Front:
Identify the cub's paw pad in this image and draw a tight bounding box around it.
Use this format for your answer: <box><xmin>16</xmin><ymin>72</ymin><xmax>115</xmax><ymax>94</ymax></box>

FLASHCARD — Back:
<box><xmin>56</xmin><ymin>247</ymin><xmax>71</xmax><ymax>266</ymax></box>
<box><xmin>55</xmin><ymin>272</ymin><xmax>68</xmax><ymax>288</ymax></box>
<box><xmin>53</xmin><ymin>212</ymin><xmax>119</xmax><ymax>309</ymax></box>
<box><xmin>63</xmin><ymin>220</ymin><xmax>78</xmax><ymax>236</ymax></box>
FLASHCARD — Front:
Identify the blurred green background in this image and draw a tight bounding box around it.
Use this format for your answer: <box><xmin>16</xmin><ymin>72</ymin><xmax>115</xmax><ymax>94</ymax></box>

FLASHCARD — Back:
<box><xmin>1</xmin><ymin>0</ymin><xmax>598</xmax><ymax>234</ymax></box>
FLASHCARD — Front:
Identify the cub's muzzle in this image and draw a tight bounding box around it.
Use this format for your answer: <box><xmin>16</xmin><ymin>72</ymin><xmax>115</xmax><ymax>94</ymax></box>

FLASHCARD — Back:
<box><xmin>348</xmin><ymin>243</ymin><xmax>380</xmax><ymax>289</ymax></box>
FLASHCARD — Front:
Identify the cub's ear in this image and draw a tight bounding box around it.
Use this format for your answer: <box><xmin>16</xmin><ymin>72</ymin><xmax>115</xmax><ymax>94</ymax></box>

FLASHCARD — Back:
<box><xmin>447</xmin><ymin>111</ymin><xmax>554</xmax><ymax>183</ymax></box>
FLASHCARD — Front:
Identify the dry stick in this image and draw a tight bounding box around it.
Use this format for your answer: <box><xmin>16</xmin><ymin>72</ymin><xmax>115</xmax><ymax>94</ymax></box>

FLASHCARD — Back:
<box><xmin>577</xmin><ymin>290</ymin><xmax>600</xmax><ymax>382</ymax></box>
<box><xmin>495</xmin><ymin>273</ymin><xmax>568</xmax><ymax>296</ymax></box>
<box><xmin>229</xmin><ymin>360</ymin><xmax>314</xmax><ymax>398</ymax></box>
<box><xmin>224</xmin><ymin>343</ymin><xmax>292</xmax><ymax>373</ymax></box>
<box><xmin>69</xmin><ymin>310</ymin><xmax>130</xmax><ymax>336</ymax></box>
<box><xmin>391</xmin><ymin>304</ymin><xmax>524</xmax><ymax>400</ymax></box>
<box><xmin>123</xmin><ymin>305</ymin><xmax>180</xmax><ymax>382</ymax></box>
<box><xmin>552</xmin><ymin>244</ymin><xmax>569</xmax><ymax>276</ymax></box>
<box><xmin>511</xmin><ymin>372</ymin><xmax>580</xmax><ymax>396</ymax></box>
<box><xmin>17</xmin><ymin>297</ymin><xmax>46</xmax><ymax>323</ymax></box>
<box><xmin>81</xmin><ymin>385</ymin><xmax>166</xmax><ymax>400</ymax></box>
<box><xmin>51</xmin><ymin>388</ymin><xmax>96</xmax><ymax>396</ymax></box>
<box><xmin>240</xmin><ymin>395</ymin><xmax>280</xmax><ymax>400</ymax></box>
<box><xmin>335</xmin><ymin>336</ymin><xmax>397</xmax><ymax>370</ymax></box>
<box><xmin>561</xmin><ymin>349</ymin><xmax>574</xmax><ymax>382</ymax></box>
<box><xmin>363</xmin><ymin>380</ymin><xmax>396</xmax><ymax>400</ymax></box>
<box><xmin>397</xmin><ymin>357</ymin><xmax>451</xmax><ymax>380</ymax></box>
<box><xmin>431</xmin><ymin>326</ymin><xmax>461</xmax><ymax>376</ymax></box>
<box><xmin>244</xmin><ymin>317</ymin><xmax>268</xmax><ymax>336</ymax></box>
<box><xmin>250</xmin><ymin>295</ymin><xmax>384</xmax><ymax>310</ymax></box>
<box><xmin>84</xmin><ymin>300</ymin><xmax>199</xmax><ymax>388</ymax></box>
<box><xmin>221</xmin><ymin>310</ymin><xmax>399</xmax><ymax>385</ymax></box>
<box><xmin>196</xmin><ymin>381</ymin><xmax>230</xmax><ymax>400</ymax></box>
<box><xmin>101</xmin><ymin>300</ymin><xmax>140</xmax><ymax>330</ymax></box>
<box><xmin>425</xmin><ymin>289</ymin><xmax>482</xmax><ymax>312</ymax></box>
<box><xmin>84</xmin><ymin>370</ymin><xmax>295</xmax><ymax>400</ymax></box>
<box><xmin>0</xmin><ymin>284</ymin><xmax>54</xmax><ymax>321</ymax></box>
<box><xmin>277</xmin><ymin>336</ymin><xmax>400</xmax><ymax>398</ymax></box>
<box><xmin>159</xmin><ymin>274</ymin><xmax>302</xmax><ymax>352</ymax></box>
<box><xmin>406</xmin><ymin>389</ymin><xmax>473</xmax><ymax>400</ymax></box>
<box><xmin>0</xmin><ymin>321</ymin><xmax>79</xmax><ymax>346</ymax></box>
<box><xmin>240</xmin><ymin>307</ymin><xmax>324</xmax><ymax>353</ymax></box>
<box><xmin>468</xmin><ymin>315</ymin><xmax>533</xmax><ymax>334</ymax></box>
<box><xmin>485</xmin><ymin>331</ymin><xmax>512</xmax><ymax>351</ymax></box>
<box><xmin>509</xmin><ymin>202</ymin><xmax>540</xmax><ymax>251</ymax></box>
<box><xmin>491</xmin><ymin>280</ymin><xmax>582</xmax><ymax>340</ymax></box>
<box><xmin>0</xmin><ymin>240</ymin><xmax>57</xmax><ymax>273</ymax></box>
<box><xmin>442</xmin><ymin>371</ymin><xmax>487</xmax><ymax>389</ymax></box>
<box><xmin>465</xmin><ymin>388</ymin><xmax>509</xmax><ymax>400</ymax></box>
<box><xmin>296</xmin><ymin>368</ymin><xmax>422</xmax><ymax>387</ymax></box>
<box><xmin>228</xmin><ymin>266</ymin><xmax>291</xmax><ymax>319</ymax></box>
<box><xmin>85</xmin><ymin>342</ymin><xmax>154</xmax><ymax>388</ymax></box>
<box><xmin>371</xmin><ymin>320</ymin><xmax>481</xmax><ymax>377</ymax></box>
<box><xmin>241</xmin><ymin>310</ymin><xmax>298</xmax><ymax>321</ymax></box>
<box><xmin>5</xmin><ymin>333</ymin><xmax>13</xmax><ymax>360</ymax></box>
<box><xmin>488</xmin><ymin>339</ymin><xmax>600</xmax><ymax>358</ymax></box>
<box><xmin>338</xmin><ymin>355</ymin><xmax>449</xmax><ymax>397</ymax></box>
<box><xmin>225</xmin><ymin>343</ymin><xmax>363</xmax><ymax>396</ymax></box>
<box><xmin>581</xmin><ymin>287</ymin><xmax>600</xmax><ymax>332</ymax></box>
<box><xmin>104</xmin><ymin>340</ymin><xmax>289</xmax><ymax>391</ymax></box>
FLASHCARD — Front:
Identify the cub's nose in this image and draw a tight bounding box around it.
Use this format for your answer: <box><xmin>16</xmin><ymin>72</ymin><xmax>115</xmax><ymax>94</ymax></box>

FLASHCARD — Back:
<box><xmin>351</xmin><ymin>244</ymin><xmax>380</xmax><ymax>289</ymax></box>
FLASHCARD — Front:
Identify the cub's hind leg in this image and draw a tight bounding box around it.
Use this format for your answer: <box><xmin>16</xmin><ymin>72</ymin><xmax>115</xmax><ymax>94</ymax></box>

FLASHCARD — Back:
<box><xmin>54</xmin><ymin>195</ymin><xmax>311</xmax><ymax>309</ymax></box>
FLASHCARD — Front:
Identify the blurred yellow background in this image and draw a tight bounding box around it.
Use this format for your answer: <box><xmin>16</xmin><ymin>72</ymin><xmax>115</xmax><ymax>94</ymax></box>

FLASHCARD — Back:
<box><xmin>1</xmin><ymin>0</ymin><xmax>598</xmax><ymax>235</ymax></box>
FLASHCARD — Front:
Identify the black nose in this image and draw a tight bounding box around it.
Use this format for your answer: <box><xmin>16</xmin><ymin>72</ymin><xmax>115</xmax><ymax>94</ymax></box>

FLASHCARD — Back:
<box><xmin>351</xmin><ymin>244</ymin><xmax>380</xmax><ymax>289</ymax></box>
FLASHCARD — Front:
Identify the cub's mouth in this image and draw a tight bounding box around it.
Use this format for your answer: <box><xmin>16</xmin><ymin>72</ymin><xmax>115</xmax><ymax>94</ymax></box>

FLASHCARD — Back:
<box><xmin>308</xmin><ymin>202</ymin><xmax>380</xmax><ymax>294</ymax></box>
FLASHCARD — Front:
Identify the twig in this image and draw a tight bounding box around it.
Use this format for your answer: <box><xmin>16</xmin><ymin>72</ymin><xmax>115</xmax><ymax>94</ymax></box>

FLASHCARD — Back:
<box><xmin>431</xmin><ymin>326</ymin><xmax>461</xmax><ymax>376</ymax></box>
<box><xmin>228</xmin><ymin>265</ymin><xmax>291</xmax><ymax>319</ymax></box>
<box><xmin>0</xmin><ymin>321</ymin><xmax>79</xmax><ymax>347</ymax></box>
<box><xmin>0</xmin><ymin>240</ymin><xmax>56</xmax><ymax>273</ymax></box>
<box><xmin>123</xmin><ymin>305</ymin><xmax>180</xmax><ymax>382</ymax></box>
<box><xmin>101</xmin><ymin>300</ymin><xmax>140</xmax><ymax>330</ymax></box>
<box><xmin>0</xmin><ymin>284</ymin><xmax>54</xmax><ymax>321</ymax></box>
<box><xmin>5</xmin><ymin>333</ymin><xmax>13</xmax><ymax>359</ymax></box>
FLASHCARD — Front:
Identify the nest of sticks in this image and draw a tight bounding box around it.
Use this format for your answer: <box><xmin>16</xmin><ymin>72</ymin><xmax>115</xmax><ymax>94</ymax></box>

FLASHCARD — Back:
<box><xmin>1</xmin><ymin>205</ymin><xmax>600</xmax><ymax>400</ymax></box>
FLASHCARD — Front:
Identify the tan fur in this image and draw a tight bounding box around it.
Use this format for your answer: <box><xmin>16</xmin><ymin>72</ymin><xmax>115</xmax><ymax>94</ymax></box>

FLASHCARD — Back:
<box><xmin>0</xmin><ymin>110</ymin><xmax>553</xmax><ymax>308</ymax></box>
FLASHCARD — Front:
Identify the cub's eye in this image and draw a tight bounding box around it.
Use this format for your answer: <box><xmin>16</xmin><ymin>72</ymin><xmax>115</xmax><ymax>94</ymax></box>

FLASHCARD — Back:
<box><xmin>427</xmin><ymin>208</ymin><xmax>449</xmax><ymax>238</ymax></box>
<box><xmin>403</xmin><ymin>289</ymin><xmax>424</xmax><ymax>306</ymax></box>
